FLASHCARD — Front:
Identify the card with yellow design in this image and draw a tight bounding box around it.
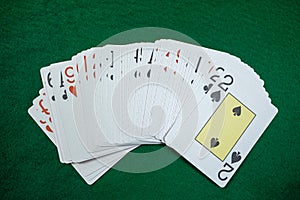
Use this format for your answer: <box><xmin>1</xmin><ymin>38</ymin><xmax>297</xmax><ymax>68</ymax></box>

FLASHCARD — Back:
<box><xmin>165</xmin><ymin>47</ymin><xmax>278</xmax><ymax>188</ymax></box>
<box><xmin>195</xmin><ymin>93</ymin><xmax>255</xmax><ymax>161</ymax></box>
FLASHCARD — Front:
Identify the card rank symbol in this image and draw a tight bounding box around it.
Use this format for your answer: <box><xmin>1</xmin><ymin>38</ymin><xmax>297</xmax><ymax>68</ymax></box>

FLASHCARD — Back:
<box><xmin>231</xmin><ymin>151</ymin><xmax>242</xmax><ymax>164</ymax></box>
<box><xmin>232</xmin><ymin>106</ymin><xmax>241</xmax><ymax>116</ymax></box>
<box><xmin>210</xmin><ymin>138</ymin><xmax>220</xmax><ymax>148</ymax></box>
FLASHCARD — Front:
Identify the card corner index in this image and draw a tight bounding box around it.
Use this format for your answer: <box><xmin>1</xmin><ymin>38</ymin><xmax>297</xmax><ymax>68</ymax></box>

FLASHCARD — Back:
<box><xmin>195</xmin><ymin>93</ymin><xmax>255</xmax><ymax>161</ymax></box>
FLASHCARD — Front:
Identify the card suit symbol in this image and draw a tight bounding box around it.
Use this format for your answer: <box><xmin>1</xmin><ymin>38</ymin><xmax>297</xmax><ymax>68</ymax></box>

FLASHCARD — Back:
<box><xmin>147</xmin><ymin>69</ymin><xmax>151</xmax><ymax>78</ymax></box>
<box><xmin>210</xmin><ymin>90</ymin><xmax>221</xmax><ymax>102</ymax></box>
<box><xmin>210</xmin><ymin>138</ymin><xmax>219</xmax><ymax>148</ymax></box>
<box><xmin>69</xmin><ymin>86</ymin><xmax>77</xmax><ymax>97</ymax></box>
<box><xmin>176</xmin><ymin>49</ymin><xmax>180</xmax><ymax>63</ymax></box>
<box><xmin>46</xmin><ymin>125</ymin><xmax>53</xmax><ymax>133</ymax></box>
<box><xmin>231</xmin><ymin>151</ymin><xmax>241</xmax><ymax>164</ymax></box>
<box><xmin>62</xmin><ymin>90</ymin><xmax>68</xmax><ymax>100</ymax></box>
<box><xmin>164</xmin><ymin>66</ymin><xmax>167</xmax><ymax>72</ymax></box>
<box><xmin>232</xmin><ymin>106</ymin><xmax>241</xmax><ymax>116</ymax></box>
<box><xmin>166</xmin><ymin>52</ymin><xmax>170</xmax><ymax>57</ymax></box>
<box><xmin>203</xmin><ymin>83</ymin><xmax>213</xmax><ymax>94</ymax></box>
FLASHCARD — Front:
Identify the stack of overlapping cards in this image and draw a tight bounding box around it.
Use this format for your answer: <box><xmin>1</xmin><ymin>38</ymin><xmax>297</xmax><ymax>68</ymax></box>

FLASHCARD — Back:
<box><xmin>28</xmin><ymin>39</ymin><xmax>277</xmax><ymax>187</ymax></box>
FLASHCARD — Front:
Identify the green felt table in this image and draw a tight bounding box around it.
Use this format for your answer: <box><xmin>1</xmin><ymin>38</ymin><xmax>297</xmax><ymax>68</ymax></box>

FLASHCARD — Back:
<box><xmin>0</xmin><ymin>0</ymin><xmax>299</xmax><ymax>199</ymax></box>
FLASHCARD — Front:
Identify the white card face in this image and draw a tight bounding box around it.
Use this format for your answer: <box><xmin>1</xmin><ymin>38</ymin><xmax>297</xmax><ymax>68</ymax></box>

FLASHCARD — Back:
<box><xmin>40</xmin><ymin>63</ymin><xmax>72</xmax><ymax>162</ymax></box>
<box><xmin>40</xmin><ymin>61</ymin><xmax>134</xmax><ymax>163</ymax></box>
<box><xmin>30</xmin><ymin>92</ymin><xmax>56</xmax><ymax>144</ymax></box>
<box><xmin>68</xmin><ymin>47</ymin><xmax>123</xmax><ymax>149</ymax></box>
<box><xmin>85</xmin><ymin>40</ymin><xmax>212</xmax><ymax>148</ymax></box>
<box><xmin>28</xmin><ymin>102</ymin><xmax>136</xmax><ymax>185</ymax></box>
<box><xmin>72</xmin><ymin>42</ymin><xmax>172</xmax><ymax>154</ymax></box>
<box><xmin>40</xmin><ymin>62</ymin><xmax>89</xmax><ymax>163</ymax></box>
<box><xmin>93</xmin><ymin>43</ymin><xmax>165</xmax><ymax>144</ymax></box>
<box><xmin>28</xmin><ymin>105</ymin><xmax>55</xmax><ymax>142</ymax></box>
<box><xmin>153</xmin><ymin>39</ymin><xmax>215</xmax><ymax>142</ymax></box>
<box><xmin>67</xmin><ymin>47</ymin><xmax>134</xmax><ymax>149</ymax></box>
<box><xmin>28</xmin><ymin>89</ymin><xmax>138</xmax><ymax>185</ymax></box>
<box><xmin>165</xmin><ymin>48</ymin><xmax>278</xmax><ymax>187</ymax></box>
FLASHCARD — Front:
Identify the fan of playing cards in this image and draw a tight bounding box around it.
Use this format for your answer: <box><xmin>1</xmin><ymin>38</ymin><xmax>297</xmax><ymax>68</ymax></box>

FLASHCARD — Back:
<box><xmin>28</xmin><ymin>39</ymin><xmax>277</xmax><ymax>187</ymax></box>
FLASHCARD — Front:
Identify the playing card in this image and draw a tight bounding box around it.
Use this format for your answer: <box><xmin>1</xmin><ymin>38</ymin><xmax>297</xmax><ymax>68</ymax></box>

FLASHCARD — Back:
<box><xmin>164</xmin><ymin>47</ymin><xmax>278</xmax><ymax>187</ymax></box>
<box><xmin>29</xmin><ymin>96</ymin><xmax>55</xmax><ymax>144</ymax></box>
<box><xmin>28</xmin><ymin>89</ymin><xmax>138</xmax><ymax>184</ymax></box>
<box><xmin>41</xmin><ymin>60</ymin><xmax>138</xmax><ymax>163</ymax></box>
<box><xmin>153</xmin><ymin>39</ymin><xmax>215</xmax><ymax>142</ymax></box>
<box><xmin>72</xmin><ymin>42</ymin><xmax>165</xmax><ymax>156</ymax></box>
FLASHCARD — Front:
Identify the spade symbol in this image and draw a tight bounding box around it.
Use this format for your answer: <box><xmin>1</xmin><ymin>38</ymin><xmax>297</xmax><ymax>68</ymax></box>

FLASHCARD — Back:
<box><xmin>203</xmin><ymin>83</ymin><xmax>213</xmax><ymax>94</ymax></box>
<box><xmin>231</xmin><ymin>151</ymin><xmax>242</xmax><ymax>164</ymax></box>
<box><xmin>210</xmin><ymin>90</ymin><xmax>221</xmax><ymax>102</ymax></box>
<box><xmin>134</xmin><ymin>71</ymin><xmax>141</xmax><ymax>78</ymax></box>
<box><xmin>147</xmin><ymin>69</ymin><xmax>151</xmax><ymax>78</ymax></box>
<box><xmin>232</xmin><ymin>106</ymin><xmax>241</xmax><ymax>116</ymax></box>
<box><xmin>210</xmin><ymin>138</ymin><xmax>220</xmax><ymax>148</ymax></box>
<box><xmin>62</xmin><ymin>90</ymin><xmax>68</xmax><ymax>100</ymax></box>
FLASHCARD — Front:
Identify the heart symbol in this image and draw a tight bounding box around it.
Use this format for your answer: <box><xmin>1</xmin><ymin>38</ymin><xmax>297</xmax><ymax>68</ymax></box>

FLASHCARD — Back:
<box><xmin>69</xmin><ymin>85</ymin><xmax>77</xmax><ymax>97</ymax></box>
<box><xmin>231</xmin><ymin>151</ymin><xmax>242</xmax><ymax>164</ymax></box>
<box><xmin>232</xmin><ymin>106</ymin><xmax>241</xmax><ymax>116</ymax></box>
<box><xmin>46</xmin><ymin>125</ymin><xmax>53</xmax><ymax>133</ymax></box>
<box><xmin>210</xmin><ymin>90</ymin><xmax>220</xmax><ymax>102</ymax></box>
<box><xmin>210</xmin><ymin>138</ymin><xmax>220</xmax><ymax>148</ymax></box>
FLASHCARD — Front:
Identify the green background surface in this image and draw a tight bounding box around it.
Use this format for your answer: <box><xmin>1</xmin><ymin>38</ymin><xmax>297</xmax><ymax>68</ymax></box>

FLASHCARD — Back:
<box><xmin>1</xmin><ymin>0</ymin><xmax>299</xmax><ymax>199</ymax></box>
